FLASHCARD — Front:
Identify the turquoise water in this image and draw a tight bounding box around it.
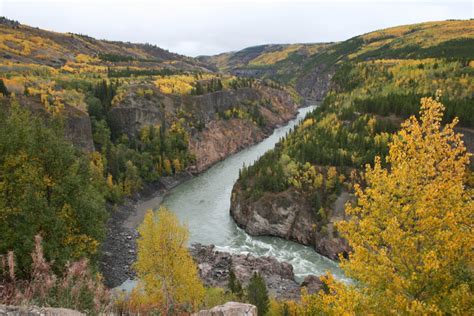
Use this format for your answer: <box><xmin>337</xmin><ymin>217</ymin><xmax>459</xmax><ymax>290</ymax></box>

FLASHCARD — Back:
<box><xmin>161</xmin><ymin>106</ymin><xmax>347</xmax><ymax>282</ymax></box>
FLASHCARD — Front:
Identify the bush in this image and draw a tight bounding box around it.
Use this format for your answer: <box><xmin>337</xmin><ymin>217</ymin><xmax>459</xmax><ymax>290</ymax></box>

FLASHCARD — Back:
<box><xmin>202</xmin><ymin>287</ymin><xmax>238</xmax><ymax>310</ymax></box>
<box><xmin>0</xmin><ymin>101</ymin><xmax>107</xmax><ymax>274</ymax></box>
<box><xmin>0</xmin><ymin>235</ymin><xmax>111</xmax><ymax>314</ymax></box>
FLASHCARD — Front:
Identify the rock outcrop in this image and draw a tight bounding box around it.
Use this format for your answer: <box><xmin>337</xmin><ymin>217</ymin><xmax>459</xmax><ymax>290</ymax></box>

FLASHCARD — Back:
<box><xmin>190</xmin><ymin>244</ymin><xmax>302</xmax><ymax>300</ymax></box>
<box><xmin>193</xmin><ymin>302</ymin><xmax>257</xmax><ymax>316</ymax></box>
<box><xmin>0</xmin><ymin>304</ymin><xmax>84</xmax><ymax>316</ymax></box>
<box><xmin>62</xmin><ymin>105</ymin><xmax>95</xmax><ymax>152</ymax></box>
<box><xmin>7</xmin><ymin>95</ymin><xmax>95</xmax><ymax>152</ymax></box>
<box><xmin>189</xmin><ymin>87</ymin><xmax>297</xmax><ymax>173</ymax></box>
<box><xmin>189</xmin><ymin>119</ymin><xmax>264</xmax><ymax>173</ymax></box>
<box><xmin>301</xmin><ymin>275</ymin><xmax>325</xmax><ymax>294</ymax></box>
<box><xmin>296</xmin><ymin>65</ymin><xmax>335</xmax><ymax>102</ymax></box>
<box><xmin>230</xmin><ymin>185</ymin><xmax>350</xmax><ymax>261</ymax></box>
<box><xmin>109</xmin><ymin>84</ymin><xmax>298</xmax><ymax>173</ymax></box>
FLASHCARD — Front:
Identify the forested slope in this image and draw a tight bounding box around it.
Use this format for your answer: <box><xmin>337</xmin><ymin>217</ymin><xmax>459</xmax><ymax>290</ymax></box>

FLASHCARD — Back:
<box><xmin>0</xmin><ymin>17</ymin><xmax>299</xmax><ymax>288</ymax></box>
<box><xmin>205</xmin><ymin>20</ymin><xmax>474</xmax><ymax>102</ymax></box>
<box><xmin>230</xmin><ymin>19</ymin><xmax>474</xmax><ymax>260</ymax></box>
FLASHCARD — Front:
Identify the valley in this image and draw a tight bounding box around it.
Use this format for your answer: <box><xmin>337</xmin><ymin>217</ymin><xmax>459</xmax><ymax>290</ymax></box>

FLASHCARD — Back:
<box><xmin>0</xmin><ymin>14</ymin><xmax>472</xmax><ymax>315</ymax></box>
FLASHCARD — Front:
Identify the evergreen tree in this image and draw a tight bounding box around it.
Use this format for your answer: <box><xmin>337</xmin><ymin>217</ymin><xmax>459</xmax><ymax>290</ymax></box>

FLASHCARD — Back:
<box><xmin>93</xmin><ymin>79</ymin><xmax>117</xmax><ymax>111</ymax></box>
<box><xmin>217</xmin><ymin>79</ymin><xmax>223</xmax><ymax>91</ymax></box>
<box><xmin>0</xmin><ymin>79</ymin><xmax>9</xmax><ymax>96</ymax></box>
<box><xmin>318</xmin><ymin>98</ymin><xmax>473</xmax><ymax>314</ymax></box>
<box><xmin>246</xmin><ymin>272</ymin><xmax>269</xmax><ymax>315</ymax></box>
<box><xmin>0</xmin><ymin>100</ymin><xmax>107</xmax><ymax>275</ymax></box>
<box><xmin>195</xmin><ymin>82</ymin><xmax>204</xmax><ymax>95</ymax></box>
<box><xmin>228</xmin><ymin>268</ymin><xmax>244</xmax><ymax>300</ymax></box>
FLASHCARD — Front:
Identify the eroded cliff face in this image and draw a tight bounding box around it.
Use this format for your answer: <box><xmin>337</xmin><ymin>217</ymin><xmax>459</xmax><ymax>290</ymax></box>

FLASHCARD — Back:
<box><xmin>108</xmin><ymin>84</ymin><xmax>298</xmax><ymax>173</ymax></box>
<box><xmin>189</xmin><ymin>87</ymin><xmax>298</xmax><ymax>173</ymax></box>
<box><xmin>189</xmin><ymin>119</ymin><xmax>264</xmax><ymax>173</ymax></box>
<box><xmin>296</xmin><ymin>65</ymin><xmax>335</xmax><ymax>103</ymax></box>
<box><xmin>230</xmin><ymin>184</ymin><xmax>350</xmax><ymax>261</ymax></box>
<box><xmin>10</xmin><ymin>95</ymin><xmax>94</xmax><ymax>152</ymax></box>
<box><xmin>62</xmin><ymin>106</ymin><xmax>95</xmax><ymax>152</ymax></box>
<box><xmin>107</xmin><ymin>87</ymin><xmax>167</xmax><ymax>138</ymax></box>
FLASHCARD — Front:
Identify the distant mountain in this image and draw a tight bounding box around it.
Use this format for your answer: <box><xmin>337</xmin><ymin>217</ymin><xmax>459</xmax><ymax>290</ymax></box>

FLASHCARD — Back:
<box><xmin>199</xmin><ymin>43</ymin><xmax>331</xmax><ymax>72</ymax></box>
<box><xmin>202</xmin><ymin>19</ymin><xmax>474</xmax><ymax>101</ymax></box>
<box><xmin>0</xmin><ymin>16</ymin><xmax>211</xmax><ymax>71</ymax></box>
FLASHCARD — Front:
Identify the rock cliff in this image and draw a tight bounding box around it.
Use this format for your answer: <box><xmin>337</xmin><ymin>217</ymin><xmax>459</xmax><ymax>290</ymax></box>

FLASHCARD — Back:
<box><xmin>230</xmin><ymin>185</ymin><xmax>350</xmax><ymax>261</ymax></box>
<box><xmin>109</xmin><ymin>84</ymin><xmax>298</xmax><ymax>173</ymax></box>
<box><xmin>296</xmin><ymin>65</ymin><xmax>335</xmax><ymax>102</ymax></box>
<box><xmin>62</xmin><ymin>105</ymin><xmax>95</xmax><ymax>152</ymax></box>
<box><xmin>6</xmin><ymin>95</ymin><xmax>95</xmax><ymax>152</ymax></box>
<box><xmin>189</xmin><ymin>87</ymin><xmax>298</xmax><ymax>173</ymax></box>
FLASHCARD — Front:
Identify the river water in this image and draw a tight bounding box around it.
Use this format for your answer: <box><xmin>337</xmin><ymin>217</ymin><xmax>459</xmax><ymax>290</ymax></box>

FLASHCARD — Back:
<box><xmin>158</xmin><ymin>105</ymin><xmax>346</xmax><ymax>282</ymax></box>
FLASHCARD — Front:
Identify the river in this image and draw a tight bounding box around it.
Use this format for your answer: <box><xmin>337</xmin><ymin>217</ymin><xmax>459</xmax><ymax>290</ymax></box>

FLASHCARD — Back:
<box><xmin>120</xmin><ymin>105</ymin><xmax>346</xmax><ymax>291</ymax></box>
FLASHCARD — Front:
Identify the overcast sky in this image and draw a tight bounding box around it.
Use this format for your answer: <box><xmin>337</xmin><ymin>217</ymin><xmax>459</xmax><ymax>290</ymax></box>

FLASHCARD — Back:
<box><xmin>1</xmin><ymin>0</ymin><xmax>472</xmax><ymax>57</ymax></box>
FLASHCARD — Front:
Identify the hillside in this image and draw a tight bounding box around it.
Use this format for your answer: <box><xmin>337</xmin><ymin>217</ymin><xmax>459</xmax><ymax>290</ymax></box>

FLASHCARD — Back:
<box><xmin>0</xmin><ymin>17</ymin><xmax>209</xmax><ymax>71</ymax></box>
<box><xmin>0</xmin><ymin>17</ymin><xmax>300</xmax><ymax>299</ymax></box>
<box><xmin>1</xmin><ymin>14</ymin><xmax>473</xmax><ymax>314</ymax></box>
<box><xmin>205</xmin><ymin>20</ymin><xmax>474</xmax><ymax>101</ymax></box>
<box><xmin>0</xmin><ymin>16</ymin><xmax>300</xmax><ymax>183</ymax></box>
<box><xmin>230</xmin><ymin>19</ymin><xmax>474</xmax><ymax>260</ymax></box>
<box><xmin>200</xmin><ymin>43</ymin><xmax>330</xmax><ymax>75</ymax></box>
<box><xmin>200</xmin><ymin>43</ymin><xmax>333</xmax><ymax>101</ymax></box>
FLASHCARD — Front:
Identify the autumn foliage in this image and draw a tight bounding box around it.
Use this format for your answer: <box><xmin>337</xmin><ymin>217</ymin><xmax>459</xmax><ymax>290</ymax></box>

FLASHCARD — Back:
<box><xmin>315</xmin><ymin>97</ymin><xmax>473</xmax><ymax>314</ymax></box>
<box><xmin>0</xmin><ymin>101</ymin><xmax>107</xmax><ymax>274</ymax></box>
<box><xmin>0</xmin><ymin>235</ymin><xmax>110</xmax><ymax>314</ymax></box>
<box><xmin>129</xmin><ymin>208</ymin><xmax>205</xmax><ymax>314</ymax></box>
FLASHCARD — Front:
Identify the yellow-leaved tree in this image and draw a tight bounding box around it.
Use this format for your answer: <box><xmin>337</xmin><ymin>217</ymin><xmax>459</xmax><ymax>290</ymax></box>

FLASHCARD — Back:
<box><xmin>131</xmin><ymin>207</ymin><xmax>205</xmax><ymax>314</ymax></box>
<box><xmin>316</xmin><ymin>97</ymin><xmax>473</xmax><ymax>315</ymax></box>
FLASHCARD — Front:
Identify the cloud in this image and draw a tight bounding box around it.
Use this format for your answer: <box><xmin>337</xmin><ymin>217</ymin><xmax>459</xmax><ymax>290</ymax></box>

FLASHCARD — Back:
<box><xmin>1</xmin><ymin>0</ymin><xmax>472</xmax><ymax>56</ymax></box>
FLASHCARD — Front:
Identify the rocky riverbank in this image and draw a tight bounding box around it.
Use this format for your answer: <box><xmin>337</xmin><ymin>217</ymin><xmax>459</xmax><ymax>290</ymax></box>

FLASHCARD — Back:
<box><xmin>230</xmin><ymin>184</ymin><xmax>351</xmax><ymax>261</ymax></box>
<box><xmin>100</xmin><ymin>98</ymin><xmax>300</xmax><ymax>288</ymax></box>
<box><xmin>100</xmin><ymin>173</ymin><xmax>192</xmax><ymax>288</ymax></box>
<box><xmin>190</xmin><ymin>244</ymin><xmax>324</xmax><ymax>300</ymax></box>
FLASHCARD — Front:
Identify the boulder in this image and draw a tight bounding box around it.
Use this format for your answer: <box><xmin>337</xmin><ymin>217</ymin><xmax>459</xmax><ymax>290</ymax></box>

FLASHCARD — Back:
<box><xmin>301</xmin><ymin>275</ymin><xmax>324</xmax><ymax>294</ymax></box>
<box><xmin>0</xmin><ymin>304</ymin><xmax>84</xmax><ymax>316</ymax></box>
<box><xmin>193</xmin><ymin>302</ymin><xmax>257</xmax><ymax>316</ymax></box>
<box><xmin>189</xmin><ymin>244</ymin><xmax>301</xmax><ymax>300</ymax></box>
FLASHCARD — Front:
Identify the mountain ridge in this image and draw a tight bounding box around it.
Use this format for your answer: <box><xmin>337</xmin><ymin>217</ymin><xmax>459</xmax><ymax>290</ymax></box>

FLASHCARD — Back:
<box><xmin>201</xmin><ymin>19</ymin><xmax>474</xmax><ymax>101</ymax></box>
<box><xmin>0</xmin><ymin>16</ymin><xmax>211</xmax><ymax>71</ymax></box>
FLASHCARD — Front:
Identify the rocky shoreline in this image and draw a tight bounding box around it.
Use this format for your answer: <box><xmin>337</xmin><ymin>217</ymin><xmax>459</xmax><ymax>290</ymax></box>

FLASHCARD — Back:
<box><xmin>100</xmin><ymin>173</ymin><xmax>192</xmax><ymax>288</ymax></box>
<box><xmin>230</xmin><ymin>184</ymin><xmax>351</xmax><ymax>261</ymax></box>
<box><xmin>99</xmin><ymin>105</ymin><xmax>302</xmax><ymax>288</ymax></box>
<box><xmin>100</xmin><ymin>187</ymin><xmax>325</xmax><ymax>300</ymax></box>
<box><xmin>190</xmin><ymin>244</ymin><xmax>323</xmax><ymax>300</ymax></box>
